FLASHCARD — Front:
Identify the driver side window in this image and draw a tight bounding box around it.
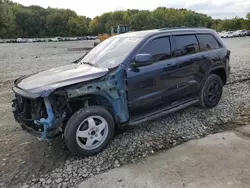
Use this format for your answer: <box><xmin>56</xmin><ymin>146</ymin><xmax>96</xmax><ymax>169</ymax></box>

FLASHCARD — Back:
<box><xmin>138</xmin><ymin>36</ymin><xmax>172</xmax><ymax>63</ymax></box>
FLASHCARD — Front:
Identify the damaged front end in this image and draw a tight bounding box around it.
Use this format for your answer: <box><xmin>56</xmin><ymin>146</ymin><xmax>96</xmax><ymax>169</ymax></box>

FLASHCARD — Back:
<box><xmin>12</xmin><ymin>81</ymin><xmax>70</xmax><ymax>141</ymax></box>
<box><xmin>11</xmin><ymin>64</ymin><xmax>130</xmax><ymax>141</ymax></box>
<box><xmin>34</xmin><ymin>97</ymin><xmax>55</xmax><ymax>140</ymax></box>
<box><xmin>66</xmin><ymin>64</ymin><xmax>130</xmax><ymax>124</ymax></box>
<box><xmin>11</xmin><ymin>93</ymin><xmax>67</xmax><ymax>140</ymax></box>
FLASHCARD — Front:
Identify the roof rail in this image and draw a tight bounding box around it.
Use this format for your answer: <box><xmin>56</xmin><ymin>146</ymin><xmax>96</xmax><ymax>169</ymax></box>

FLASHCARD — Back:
<box><xmin>159</xmin><ymin>26</ymin><xmax>207</xmax><ymax>31</ymax></box>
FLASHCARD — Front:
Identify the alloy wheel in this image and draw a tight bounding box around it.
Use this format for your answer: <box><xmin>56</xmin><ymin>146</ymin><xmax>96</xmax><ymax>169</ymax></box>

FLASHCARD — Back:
<box><xmin>76</xmin><ymin>116</ymin><xmax>108</xmax><ymax>150</ymax></box>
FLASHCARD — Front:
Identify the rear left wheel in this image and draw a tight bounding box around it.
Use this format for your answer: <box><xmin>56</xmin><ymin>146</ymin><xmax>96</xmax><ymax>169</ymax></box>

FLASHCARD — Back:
<box><xmin>64</xmin><ymin>106</ymin><xmax>115</xmax><ymax>157</ymax></box>
<box><xmin>198</xmin><ymin>74</ymin><xmax>223</xmax><ymax>109</ymax></box>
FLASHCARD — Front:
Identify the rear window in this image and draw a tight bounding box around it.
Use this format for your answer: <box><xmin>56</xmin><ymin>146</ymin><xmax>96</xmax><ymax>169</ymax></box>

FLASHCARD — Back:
<box><xmin>175</xmin><ymin>35</ymin><xmax>199</xmax><ymax>57</ymax></box>
<box><xmin>196</xmin><ymin>34</ymin><xmax>220</xmax><ymax>52</ymax></box>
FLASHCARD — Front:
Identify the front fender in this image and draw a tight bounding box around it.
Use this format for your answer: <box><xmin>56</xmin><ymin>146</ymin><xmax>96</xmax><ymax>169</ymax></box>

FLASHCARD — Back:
<box><xmin>66</xmin><ymin>65</ymin><xmax>129</xmax><ymax>124</ymax></box>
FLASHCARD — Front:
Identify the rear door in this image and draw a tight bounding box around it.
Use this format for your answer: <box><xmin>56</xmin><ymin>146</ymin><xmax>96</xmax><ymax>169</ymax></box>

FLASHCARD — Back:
<box><xmin>126</xmin><ymin>35</ymin><xmax>179</xmax><ymax>113</ymax></box>
<box><xmin>171</xmin><ymin>34</ymin><xmax>202</xmax><ymax>100</ymax></box>
<box><xmin>196</xmin><ymin>33</ymin><xmax>222</xmax><ymax>65</ymax></box>
<box><xmin>172</xmin><ymin>33</ymin><xmax>222</xmax><ymax>101</ymax></box>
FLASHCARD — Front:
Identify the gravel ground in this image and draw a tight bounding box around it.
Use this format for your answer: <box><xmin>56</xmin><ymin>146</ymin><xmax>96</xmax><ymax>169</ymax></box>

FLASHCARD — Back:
<box><xmin>0</xmin><ymin>37</ymin><xmax>250</xmax><ymax>188</ymax></box>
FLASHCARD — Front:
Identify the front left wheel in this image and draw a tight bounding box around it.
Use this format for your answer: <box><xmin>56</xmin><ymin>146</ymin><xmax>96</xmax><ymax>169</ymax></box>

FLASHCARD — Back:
<box><xmin>64</xmin><ymin>106</ymin><xmax>115</xmax><ymax>157</ymax></box>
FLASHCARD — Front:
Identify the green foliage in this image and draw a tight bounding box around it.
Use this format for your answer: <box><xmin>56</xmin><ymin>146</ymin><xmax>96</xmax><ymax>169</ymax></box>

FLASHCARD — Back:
<box><xmin>214</xmin><ymin>17</ymin><xmax>250</xmax><ymax>31</ymax></box>
<box><xmin>0</xmin><ymin>0</ymin><xmax>249</xmax><ymax>38</ymax></box>
<box><xmin>247</xmin><ymin>13</ymin><xmax>250</xmax><ymax>20</ymax></box>
<box><xmin>0</xmin><ymin>1</ymin><xmax>91</xmax><ymax>38</ymax></box>
<box><xmin>0</xmin><ymin>0</ymin><xmax>16</xmax><ymax>37</ymax></box>
<box><xmin>0</xmin><ymin>0</ymin><xmax>4</xmax><ymax>28</ymax></box>
<box><xmin>89</xmin><ymin>8</ymin><xmax>249</xmax><ymax>34</ymax></box>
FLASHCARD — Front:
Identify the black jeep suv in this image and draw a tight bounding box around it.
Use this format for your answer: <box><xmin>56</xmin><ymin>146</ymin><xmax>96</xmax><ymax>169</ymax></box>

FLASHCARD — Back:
<box><xmin>12</xmin><ymin>27</ymin><xmax>230</xmax><ymax>156</ymax></box>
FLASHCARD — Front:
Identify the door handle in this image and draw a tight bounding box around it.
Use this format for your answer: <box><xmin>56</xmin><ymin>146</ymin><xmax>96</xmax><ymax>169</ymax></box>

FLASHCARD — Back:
<box><xmin>163</xmin><ymin>64</ymin><xmax>174</xmax><ymax>71</ymax></box>
<box><xmin>201</xmin><ymin>55</ymin><xmax>208</xmax><ymax>59</ymax></box>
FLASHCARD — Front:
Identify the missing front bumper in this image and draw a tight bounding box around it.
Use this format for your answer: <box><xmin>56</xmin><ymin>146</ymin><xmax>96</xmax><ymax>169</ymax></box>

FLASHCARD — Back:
<box><xmin>12</xmin><ymin>94</ymin><xmax>59</xmax><ymax>140</ymax></box>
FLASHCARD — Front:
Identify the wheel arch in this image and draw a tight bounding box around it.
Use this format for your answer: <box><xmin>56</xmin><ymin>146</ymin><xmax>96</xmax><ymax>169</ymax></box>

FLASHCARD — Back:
<box><xmin>65</xmin><ymin>65</ymin><xmax>130</xmax><ymax>127</ymax></box>
<box><xmin>209</xmin><ymin>67</ymin><xmax>227</xmax><ymax>85</ymax></box>
<box><xmin>86</xmin><ymin>94</ymin><xmax>114</xmax><ymax>116</ymax></box>
<box><xmin>68</xmin><ymin>93</ymin><xmax>127</xmax><ymax>126</ymax></box>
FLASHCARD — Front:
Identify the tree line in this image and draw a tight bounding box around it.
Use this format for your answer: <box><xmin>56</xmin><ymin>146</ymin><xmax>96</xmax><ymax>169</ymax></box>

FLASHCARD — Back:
<box><xmin>0</xmin><ymin>0</ymin><xmax>250</xmax><ymax>38</ymax></box>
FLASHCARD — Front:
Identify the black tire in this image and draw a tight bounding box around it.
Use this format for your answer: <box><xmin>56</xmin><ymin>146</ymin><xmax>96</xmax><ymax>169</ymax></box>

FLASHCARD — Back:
<box><xmin>115</xmin><ymin>123</ymin><xmax>131</xmax><ymax>134</ymax></box>
<box><xmin>64</xmin><ymin>106</ymin><xmax>115</xmax><ymax>157</ymax></box>
<box><xmin>198</xmin><ymin>74</ymin><xmax>223</xmax><ymax>109</ymax></box>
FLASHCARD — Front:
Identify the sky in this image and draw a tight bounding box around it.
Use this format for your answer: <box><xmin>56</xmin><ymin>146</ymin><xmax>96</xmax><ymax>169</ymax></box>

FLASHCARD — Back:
<box><xmin>14</xmin><ymin>0</ymin><xmax>250</xmax><ymax>19</ymax></box>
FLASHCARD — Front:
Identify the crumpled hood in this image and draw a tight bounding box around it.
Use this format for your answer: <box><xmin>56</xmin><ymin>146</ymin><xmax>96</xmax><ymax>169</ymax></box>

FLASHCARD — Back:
<box><xmin>15</xmin><ymin>63</ymin><xmax>109</xmax><ymax>94</ymax></box>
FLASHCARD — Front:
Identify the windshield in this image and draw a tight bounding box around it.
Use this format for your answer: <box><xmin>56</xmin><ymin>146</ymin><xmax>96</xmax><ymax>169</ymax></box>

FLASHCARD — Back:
<box><xmin>79</xmin><ymin>36</ymin><xmax>142</xmax><ymax>69</ymax></box>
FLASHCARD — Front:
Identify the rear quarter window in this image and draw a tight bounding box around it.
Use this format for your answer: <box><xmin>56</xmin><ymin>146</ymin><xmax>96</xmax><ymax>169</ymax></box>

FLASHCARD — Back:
<box><xmin>196</xmin><ymin>34</ymin><xmax>220</xmax><ymax>52</ymax></box>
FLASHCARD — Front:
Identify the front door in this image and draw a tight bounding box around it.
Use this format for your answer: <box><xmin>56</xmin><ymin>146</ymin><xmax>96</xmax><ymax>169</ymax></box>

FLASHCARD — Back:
<box><xmin>126</xmin><ymin>36</ymin><xmax>179</xmax><ymax>114</ymax></box>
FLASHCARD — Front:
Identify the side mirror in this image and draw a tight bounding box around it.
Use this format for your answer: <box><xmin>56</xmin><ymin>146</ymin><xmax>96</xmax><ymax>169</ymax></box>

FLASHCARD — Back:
<box><xmin>131</xmin><ymin>54</ymin><xmax>153</xmax><ymax>68</ymax></box>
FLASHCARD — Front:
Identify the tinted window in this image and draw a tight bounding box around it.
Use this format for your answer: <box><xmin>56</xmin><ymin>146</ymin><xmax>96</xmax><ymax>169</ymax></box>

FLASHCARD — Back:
<box><xmin>175</xmin><ymin>35</ymin><xmax>199</xmax><ymax>57</ymax></box>
<box><xmin>139</xmin><ymin>37</ymin><xmax>171</xmax><ymax>62</ymax></box>
<box><xmin>196</xmin><ymin>34</ymin><xmax>220</xmax><ymax>52</ymax></box>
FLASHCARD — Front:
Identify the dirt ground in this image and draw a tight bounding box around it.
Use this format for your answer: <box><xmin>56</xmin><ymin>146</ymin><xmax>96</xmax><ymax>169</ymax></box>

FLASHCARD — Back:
<box><xmin>0</xmin><ymin>41</ymin><xmax>91</xmax><ymax>188</ymax></box>
<box><xmin>0</xmin><ymin>38</ymin><xmax>250</xmax><ymax>188</ymax></box>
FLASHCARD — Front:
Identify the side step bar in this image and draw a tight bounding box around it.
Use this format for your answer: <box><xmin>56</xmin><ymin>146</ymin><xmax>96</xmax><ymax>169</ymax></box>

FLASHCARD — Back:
<box><xmin>129</xmin><ymin>99</ymin><xmax>199</xmax><ymax>126</ymax></box>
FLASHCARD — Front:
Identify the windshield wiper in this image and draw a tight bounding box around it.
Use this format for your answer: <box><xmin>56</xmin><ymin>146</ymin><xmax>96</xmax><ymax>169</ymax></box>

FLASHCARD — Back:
<box><xmin>80</xmin><ymin>62</ymin><xmax>97</xmax><ymax>67</ymax></box>
<box><xmin>72</xmin><ymin>52</ymin><xmax>88</xmax><ymax>64</ymax></box>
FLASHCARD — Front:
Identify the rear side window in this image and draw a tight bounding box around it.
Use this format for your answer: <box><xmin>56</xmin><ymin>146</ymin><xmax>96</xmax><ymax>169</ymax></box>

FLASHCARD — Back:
<box><xmin>175</xmin><ymin>35</ymin><xmax>199</xmax><ymax>57</ymax></box>
<box><xmin>196</xmin><ymin>34</ymin><xmax>220</xmax><ymax>52</ymax></box>
<box><xmin>139</xmin><ymin>37</ymin><xmax>171</xmax><ymax>62</ymax></box>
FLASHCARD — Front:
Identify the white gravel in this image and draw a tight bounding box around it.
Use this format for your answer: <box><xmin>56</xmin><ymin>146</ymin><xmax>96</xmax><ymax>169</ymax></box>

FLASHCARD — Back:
<box><xmin>22</xmin><ymin>81</ymin><xmax>250</xmax><ymax>187</ymax></box>
<box><xmin>24</xmin><ymin>79</ymin><xmax>250</xmax><ymax>188</ymax></box>
<box><xmin>1</xmin><ymin>38</ymin><xmax>250</xmax><ymax>188</ymax></box>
